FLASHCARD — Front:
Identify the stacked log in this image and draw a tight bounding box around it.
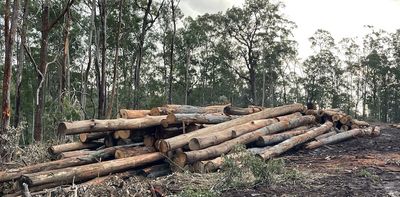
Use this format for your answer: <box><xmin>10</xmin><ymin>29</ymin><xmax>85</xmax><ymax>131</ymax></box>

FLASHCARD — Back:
<box><xmin>0</xmin><ymin>103</ymin><xmax>380</xmax><ymax>196</ymax></box>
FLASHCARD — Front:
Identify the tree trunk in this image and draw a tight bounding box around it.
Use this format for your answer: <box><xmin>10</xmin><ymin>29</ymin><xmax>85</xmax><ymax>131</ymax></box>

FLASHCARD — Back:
<box><xmin>257</xmin><ymin>121</ymin><xmax>333</xmax><ymax>160</ymax></box>
<box><xmin>223</xmin><ymin>105</ymin><xmax>263</xmax><ymax>115</ymax></box>
<box><xmin>57</xmin><ymin>149</ymin><xmax>95</xmax><ymax>159</ymax></box>
<box><xmin>119</xmin><ymin>109</ymin><xmax>150</xmax><ymax>119</ymax></box>
<box><xmin>14</xmin><ymin>0</ymin><xmax>29</xmax><ymax>128</ymax></box>
<box><xmin>98</xmin><ymin>0</ymin><xmax>107</xmax><ymax>118</ymax></box>
<box><xmin>79</xmin><ymin>132</ymin><xmax>108</xmax><ymax>143</ymax></box>
<box><xmin>0</xmin><ymin>145</ymin><xmax>125</xmax><ymax>182</ymax></box>
<box><xmin>48</xmin><ymin>141</ymin><xmax>103</xmax><ymax>155</ymax></box>
<box><xmin>137</xmin><ymin>163</ymin><xmax>170</xmax><ymax>178</ymax></box>
<box><xmin>305</xmin><ymin>127</ymin><xmax>379</xmax><ymax>149</ymax></box>
<box><xmin>60</xmin><ymin>6</ymin><xmax>71</xmax><ymax>114</ymax></box>
<box><xmin>184</xmin><ymin>48</ymin><xmax>190</xmax><ymax>104</ymax></box>
<box><xmin>256</xmin><ymin>126</ymin><xmax>311</xmax><ymax>146</ymax></box>
<box><xmin>188</xmin><ymin>113</ymin><xmax>302</xmax><ymax>150</ymax></box>
<box><xmin>150</xmin><ymin>104</ymin><xmax>228</xmax><ymax>116</ymax></box>
<box><xmin>314</xmin><ymin>130</ymin><xmax>336</xmax><ymax>140</ymax></box>
<box><xmin>163</xmin><ymin>113</ymin><xmax>239</xmax><ymax>127</ymax></box>
<box><xmin>58</xmin><ymin>116</ymin><xmax>167</xmax><ymax>135</ymax></box>
<box><xmin>204</xmin><ymin>157</ymin><xmax>223</xmax><ymax>173</ymax></box>
<box><xmin>114</xmin><ymin>146</ymin><xmax>156</xmax><ymax>158</ymax></box>
<box><xmin>106</xmin><ymin>0</ymin><xmax>123</xmax><ymax>119</ymax></box>
<box><xmin>175</xmin><ymin>116</ymin><xmax>315</xmax><ymax>166</ymax></box>
<box><xmin>168</xmin><ymin>0</ymin><xmax>176</xmax><ymax>104</ymax></box>
<box><xmin>157</xmin><ymin>103</ymin><xmax>304</xmax><ymax>153</ymax></box>
<box><xmin>20</xmin><ymin>152</ymin><xmax>164</xmax><ymax>187</ymax></box>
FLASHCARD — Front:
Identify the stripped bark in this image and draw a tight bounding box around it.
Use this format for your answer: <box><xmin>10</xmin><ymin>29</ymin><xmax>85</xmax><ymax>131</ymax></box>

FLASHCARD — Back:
<box><xmin>256</xmin><ymin>127</ymin><xmax>311</xmax><ymax>146</ymax></box>
<box><xmin>150</xmin><ymin>104</ymin><xmax>227</xmax><ymax>115</ymax></box>
<box><xmin>48</xmin><ymin>142</ymin><xmax>103</xmax><ymax>155</ymax></box>
<box><xmin>119</xmin><ymin>109</ymin><xmax>150</xmax><ymax>119</ymax></box>
<box><xmin>79</xmin><ymin>132</ymin><xmax>108</xmax><ymax>143</ymax></box>
<box><xmin>114</xmin><ymin>146</ymin><xmax>156</xmax><ymax>158</ymax></box>
<box><xmin>57</xmin><ymin>149</ymin><xmax>95</xmax><ymax>159</ymax></box>
<box><xmin>223</xmin><ymin>105</ymin><xmax>263</xmax><ymax>115</ymax></box>
<box><xmin>164</xmin><ymin>113</ymin><xmax>239</xmax><ymax>127</ymax></box>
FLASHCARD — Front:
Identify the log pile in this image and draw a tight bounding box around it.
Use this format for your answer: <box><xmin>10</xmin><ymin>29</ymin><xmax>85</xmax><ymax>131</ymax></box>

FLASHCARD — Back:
<box><xmin>0</xmin><ymin>104</ymin><xmax>380</xmax><ymax>196</ymax></box>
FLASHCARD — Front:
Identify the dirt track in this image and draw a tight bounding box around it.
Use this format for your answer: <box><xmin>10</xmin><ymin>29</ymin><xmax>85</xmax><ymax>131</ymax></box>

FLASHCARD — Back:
<box><xmin>224</xmin><ymin>125</ymin><xmax>400</xmax><ymax>197</ymax></box>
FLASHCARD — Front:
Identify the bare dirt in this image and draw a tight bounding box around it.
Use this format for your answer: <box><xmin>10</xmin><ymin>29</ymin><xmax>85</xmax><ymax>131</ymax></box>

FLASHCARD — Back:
<box><xmin>223</xmin><ymin>124</ymin><xmax>400</xmax><ymax>197</ymax></box>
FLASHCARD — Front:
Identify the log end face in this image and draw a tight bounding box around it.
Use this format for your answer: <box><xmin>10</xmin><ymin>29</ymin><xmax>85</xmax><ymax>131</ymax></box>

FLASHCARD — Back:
<box><xmin>174</xmin><ymin>152</ymin><xmax>188</xmax><ymax>168</ymax></box>
<box><xmin>158</xmin><ymin>140</ymin><xmax>170</xmax><ymax>153</ymax></box>
<box><xmin>150</xmin><ymin>108</ymin><xmax>161</xmax><ymax>116</ymax></box>
<box><xmin>188</xmin><ymin>138</ymin><xmax>201</xmax><ymax>151</ymax></box>
<box><xmin>115</xmin><ymin>150</ymin><xmax>124</xmax><ymax>159</ymax></box>
<box><xmin>79</xmin><ymin>133</ymin><xmax>88</xmax><ymax>143</ymax></box>
<box><xmin>57</xmin><ymin>122</ymin><xmax>67</xmax><ymax>136</ymax></box>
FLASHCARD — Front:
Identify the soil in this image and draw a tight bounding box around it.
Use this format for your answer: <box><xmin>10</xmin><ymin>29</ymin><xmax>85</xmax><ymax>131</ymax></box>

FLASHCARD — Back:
<box><xmin>223</xmin><ymin>124</ymin><xmax>400</xmax><ymax>197</ymax></box>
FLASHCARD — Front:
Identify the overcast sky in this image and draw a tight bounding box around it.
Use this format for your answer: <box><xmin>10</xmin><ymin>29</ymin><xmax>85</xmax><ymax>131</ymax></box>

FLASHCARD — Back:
<box><xmin>179</xmin><ymin>0</ymin><xmax>400</xmax><ymax>59</ymax></box>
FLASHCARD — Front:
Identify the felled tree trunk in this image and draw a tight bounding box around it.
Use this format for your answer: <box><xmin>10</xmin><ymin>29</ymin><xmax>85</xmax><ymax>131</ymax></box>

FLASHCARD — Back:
<box><xmin>174</xmin><ymin>116</ymin><xmax>315</xmax><ymax>166</ymax></box>
<box><xmin>350</xmin><ymin>119</ymin><xmax>370</xmax><ymax>127</ymax></box>
<box><xmin>137</xmin><ymin>163</ymin><xmax>170</xmax><ymax>178</ymax></box>
<box><xmin>305</xmin><ymin>127</ymin><xmax>380</xmax><ymax>149</ymax></box>
<box><xmin>149</xmin><ymin>104</ymin><xmax>227</xmax><ymax>116</ymax></box>
<box><xmin>257</xmin><ymin>121</ymin><xmax>333</xmax><ymax>160</ymax></box>
<box><xmin>48</xmin><ymin>142</ymin><xmax>103</xmax><ymax>155</ymax></box>
<box><xmin>204</xmin><ymin>157</ymin><xmax>223</xmax><ymax>173</ymax></box>
<box><xmin>58</xmin><ymin>115</ymin><xmax>166</xmax><ymax>135</ymax></box>
<box><xmin>223</xmin><ymin>105</ymin><xmax>263</xmax><ymax>115</ymax></box>
<box><xmin>114</xmin><ymin>146</ymin><xmax>156</xmax><ymax>158</ymax></box>
<box><xmin>188</xmin><ymin>113</ymin><xmax>302</xmax><ymax>150</ymax></box>
<box><xmin>158</xmin><ymin>103</ymin><xmax>304</xmax><ymax>153</ymax></box>
<box><xmin>79</xmin><ymin>132</ymin><xmax>108</xmax><ymax>143</ymax></box>
<box><xmin>256</xmin><ymin>127</ymin><xmax>311</xmax><ymax>146</ymax></box>
<box><xmin>119</xmin><ymin>109</ymin><xmax>150</xmax><ymax>119</ymax></box>
<box><xmin>163</xmin><ymin>113</ymin><xmax>239</xmax><ymax>127</ymax></box>
<box><xmin>57</xmin><ymin>149</ymin><xmax>95</xmax><ymax>159</ymax></box>
<box><xmin>0</xmin><ymin>145</ymin><xmax>125</xmax><ymax>182</ymax></box>
<box><xmin>20</xmin><ymin>152</ymin><xmax>164</xmax><ymax>187</ymax></box>
<box><xmin>314</xmin><ymin>130</ymin><xmax>336</xmax><ymax>140</ymax></box>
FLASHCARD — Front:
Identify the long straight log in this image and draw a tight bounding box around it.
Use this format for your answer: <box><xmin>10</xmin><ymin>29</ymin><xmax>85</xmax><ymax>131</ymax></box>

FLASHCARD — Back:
<box><xmin>114</xmin><ymin>146</ymin><xmax>156</xmax><ymax>158</ymax></box>
<box><xmin>20</xmin><ymin>152</ymin><xmax>164</xmax><ymax>187</ymax></box>
<box><xmin>57</xmin><ymin>149</ymin><xmax>95</xmax><ymax>159</ymax></box>
<box><xmin>247</xmin><ymin>146</ymin><xmax>271</xmax><ymax>155</ymax></box>
<box><xmin>158</xmin><ymin>103</ymin><xmax>305</xmax><ymax>153</ymax></box>
<box><xmin>175</xmin><ymin>115</ymin><xmax>315</xmax><ymax>166</ymax></box>
<box><xmin>119</xmin><ymin>109</ymin><xmax>150</xmax><ymax>119</ymax></box>
<box><xmin>79</xmin><ymin>132</ymin><xmax>108</xmax><ymax>143</ymax></box>
<box><xmin>350</xmin><ymin>119</ymin><xmax>370</xmax><ymax>127</ymax></box>
<box><xmin>256</xmin><ymin>127</ymin><xmax>311</xmax><ymax>146</ymax></box>
<box><xmin>0</xmin><ymin>145</ymin><xmax>130</xmax><ymax>183</ymax></box>
<box><xmin>305</xmin><ymin>127</ymin><xmax>380</xmax><ymax>149</ymax></box>
<box><xmin>223</xmin><ymin>105</ymin><xmax>263</xmax><ymax>115</ymax></box>
<box><xmin>204</xmin><ymin>157</ymin><xmax>224</xmax><ymax>173</ymax></box>
<box><xmin>58</xmin><ymin>115</ymin><xmax>167</xmax><ymax>135</ymax></box>
<box><xmin>48</xmin><ymin>142</ymin><xmax>103</xmax><ymax>155</ymax></box>
<box><xmin>164</xmin><ymin>113</ymin><xmax>239</xmax><ymax>127</ymax></box>
<box><xmin>149</xmin><ymin>104</ymin><xmax>227</xmax><ymax>116</ymax></box>
<box><xmin>314</xmin><ymin>130</ymin><xmax>337</xmax><ymax>140</ymax></box>
<box><xmin>188</xmin><ymin>113</ymin><xmax>302</xmax><ymax>150</ymax></box>
<box><xmin>257</xmin><ymin>121</ymin><xmax>333</xmax><ymax>160</ymax></box>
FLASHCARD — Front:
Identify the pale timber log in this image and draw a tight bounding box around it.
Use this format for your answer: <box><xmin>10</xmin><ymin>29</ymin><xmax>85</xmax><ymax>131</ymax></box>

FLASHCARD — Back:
<box><xmin>163</xmin><ymin>113</ymin><xmax>239</xmax><ymax>127</ymax></box>
<box><xmin>305</xmin><ymin>127</ymin><xmax>380</xmax><ymax>149</ymax></box>
<box><xmin>256</xmin><ymin>127</ymin><xmax>311</xmax><ymax>146</ymax></box>
<box><xmin>158</xmin><ymin>103</ymin><xmax>305</xmax><ymax>153</ymax></box>
<box><xmin>174</xmin><ymin>115</ymin><xmax>315</xmax><ymax>166</ymax></box>
<box><xmin>204</xmin><ymin>157</ymin><xmax>224</xmax><ymax>173</ymax></box>
<box><xmin>119</xmin><ymin>109</ymin><xmax>150</xmax><ymax>119</ymax></box>
<box><xmin>257</xmin><ymin>121</ymin><xmax>333</xmax><ymax>160</ymax></box>
<box><xmin>223</xmin><ymin>105</ymin><xmax>263</xmax><ymax>115</ymax></box>
<box><xmin>188</xmin><ymin>113</ymin><xmax>302</xmax><ymax>150</ymax></box>
<box><xmin>350</xmin><ymin>119</ymin><xmax>370</xmax><ymax>127</ymax></box>
<box><xmin>48</xmin><ymin>142</ymin><xmax>103</xmax><ymax>155</ymax></box>
<box><xmin>314</xmin><ymin>130</ymin><xmax>337</xmax><ymax>140</ymax></box>
<box><xmin>58</xmin><ymin>115</ymin><xmax>167</xmax><ymax>135</ymax></box>
<box><xmin>57</xmin><ymin>149</ymin><xmax>95</xmax><ymax>159</ymax></box>
<box><xmin>149</xmin><ymin>104</ymin><xmax>227</xmax><ymax>116</ymax></box>
<box><xmin>20</xmin><ymin>152</ymin><xmax>164</xmax><ymax>187</ymax></box>
<box><xmin>114</xmin><ymin>146</ymin><xmax>156</xmax><ymax>158</ymax></box>
<box><xmin>79</xmin><ymin>132</ymin><xmax>108</xmax><ymax>143</ymax></box>
<box><xmin>0</xmin><ymin>145</ymin><xmax>130</xmax><ymax>182</ymax></box>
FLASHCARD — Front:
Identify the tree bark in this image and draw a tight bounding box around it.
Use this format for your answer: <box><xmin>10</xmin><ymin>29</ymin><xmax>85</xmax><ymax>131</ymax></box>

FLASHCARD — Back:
<box><xmin>79</xmin><ymin>132</ymin><xmax>108</xmax><ymax>143</ymax></box>
<box><xmin>157</xmin><ymin>103</ymin><xmax>304</xmax><ymax>153</ymax></box>
<box><xmin>168</xmin><ymin>0</ymin><xmax>177</xmax><ymax>104</ymax></box>
<box><xmin>305</xmin><ymin>127</ymin><xmax>379</xmax><ymax>149</ymax></box>
<box><xmin>188</xmin><ymin>113</ymin><xmax>302</xmax><ymax>151</ymax></box>
<box><xmin>257</xmin><ymin>121</ymin><xmax>333</xmax><ymax>160</ymax></box>
<box><xmin>14</xmin><ymin>0</ymin><xmax>29</xmax><ymax>128</ymax></box>
<box><xmin>48</xmin><ymin>141</ymin><xmax>103</xmax><ymax>155</ymax></box>
<box><xmin>57</xmin><ymin>149</ymin><xmax>95</xmax><ymax>159</ymax></box>
<box><xmin>58</xmin><ymin>115</ymin><xmax>166</xmax><ymax>135</ymax></box>
<box><xmin>175</xmin><ymin>115</ymin><xmax>315</xmax><ymax>166</ymax></box>
<box><xmin>150</xmin><ymin>104</ymin><xmax>227</xmax><ymax>116</ymax></box>
<box><xmin>137</xmin><ymin>163</ymin><xmax>170</xmax><ymax>178</ymax></box>
<box><xmin>60</xmin><ymin>6</ymin><xmax>71</xmax><ymax>114</ymax></box>
<box><xmin>163</xmin><ymin>113</ymin><xmax>239</xmax><ymax>127</ymax></box>
<box><xmin>20</xmin><ymin>152</ymin><xmax>164</xmax><ymax>187</ymax></box>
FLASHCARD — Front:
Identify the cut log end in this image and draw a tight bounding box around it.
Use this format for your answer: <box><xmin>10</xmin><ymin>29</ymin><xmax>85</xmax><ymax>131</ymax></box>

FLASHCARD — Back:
<box><xmin>57</xmin><ymin>123</ymin><xmax>68</xmax><ymax>135</ymax></box>
<box><xmin>79</xmin><ymin>133</ymin><xmax>88</xmax><ymax>142</ymax></box>
<box><xmin>150</xmin><ymin>108</ymin><xmax>161</xmax><ymax>116</ymax></box>
<box><xmin>158</xmin><ymin>140</ymin><xmax>170</xmax><ymax>153</ymax></box>
<box><xmin>173</xmin><ymin>152</ymin><xmax>188</xmax><ymax>168</ymax></box>
<box><xmin>116</xmin><ymin>130</ymin><xmax>131</xmax><ymax>139</ymax></box>
<box><xmin>188</xmin><ymin>138</ymin><xmax>201</xmax><ymax>151</ymax></box>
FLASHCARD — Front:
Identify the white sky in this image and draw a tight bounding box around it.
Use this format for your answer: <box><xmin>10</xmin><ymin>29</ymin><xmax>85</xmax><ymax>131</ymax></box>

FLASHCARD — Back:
<box><xmin>179</xmin><ymin>0</ymin><xmax>400</xmax><ymax>59</ymax></box>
